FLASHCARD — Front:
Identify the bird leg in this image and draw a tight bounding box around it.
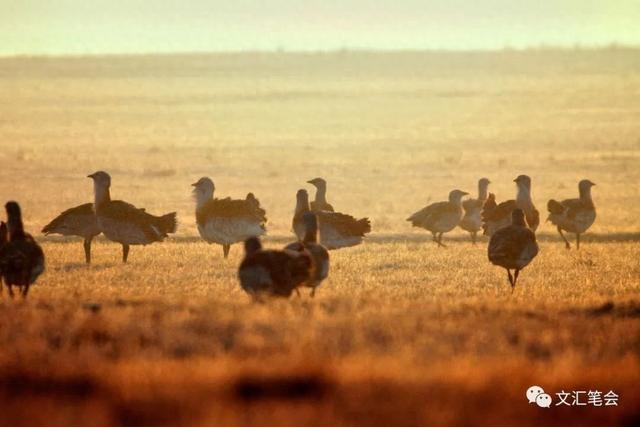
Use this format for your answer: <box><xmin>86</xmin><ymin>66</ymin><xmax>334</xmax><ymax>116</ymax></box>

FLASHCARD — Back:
<box><xmin>295</xmin><ymin>288</ymin><xmax>301</xmax><ymax>297</ymax></box>
<box><xmin>557</xmin><ymin>226</ymin><xmax>571</xmax><ymax>249</ymax></box>
<box><xmin>507</xmin><ymin>269</ymin><xmax>514</xmax><ymax>291</ymax></box>
<box><xmin>22</xmin><ymin>285</ymin><xmax>29</xmax><ymax>298</ymax></box>
<box><xmin>437</xmin><ymin>233</ymin><xmax>447</xmax><ymax>248</ymax></box>
<box><xmin>122</xmin><ymin>244</ymin><xmax>130</xmax><ymax>263</ymax></box>
<box><xmin>84</xmin><ymin>236</ymin><xmax>93</xmax><ymax>264</ymax></box>
<box><xmin>222</xmin><ymin>244</ymin><xmax>231</xmax><ymax>259</ymax></box>
<box><xmin>8</xmin><ymin>285</ymin><xmax>14</xmax><ymax>299</ymax></box>
<box><xmin>576</xmin><ymin>233</ymin><xmax>581</xmax><ymax>250</ymax></box>
<box><xmin>310</xmin><ymin>287</ymin><xmax>316</xmax><ymax>298</ymax></box>
<box><xmin>513</xmin><ymin>269</ymin><xmax>520</xmax><ymax>290</ymax></box>
<box><xmin>471</xmin><ymin>232</ymin><xmax>477</xmax><ymax>245</ymax></box>
<box><xmin>431</xmin><ymin>232</ymin><xmax>438</xmax><ymax>244</ymax></box>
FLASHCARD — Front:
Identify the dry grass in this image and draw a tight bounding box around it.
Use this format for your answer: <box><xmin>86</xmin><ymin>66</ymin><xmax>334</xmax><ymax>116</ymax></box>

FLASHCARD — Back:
<box><xmin>1</xmin><ymin>50</ymin><xmax>639</xmax><ymax>426</ymax></box>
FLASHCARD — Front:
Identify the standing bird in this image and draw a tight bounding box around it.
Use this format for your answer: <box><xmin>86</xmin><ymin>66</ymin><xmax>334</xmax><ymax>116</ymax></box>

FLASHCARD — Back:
<box><xmin>238</xmin><ymin>236</ymin><xmax>312</xmax><ymax>299</ymax></box>
<box><xmin>0</xmin><ymin>221</ymin><xmax>7</xmax><ymax>295</ymax></box>
<box><xmin>307</xmin><ymin>178</ymin><xmax>334</xmax><ymax>212</ymax></box>
<box><xmin>87</xmin><ymin>171</ymin><xmax>177</xmax><ymax>263</ymax></box>
<box><xmin>285</xmin><ymin>212</ymin><xmax>329</xmax><ymax>297</ymax></box>
<box><xmin>0</xmin><ymin>202</ymin><xmax>45</xmax><ymax>298</ymax></box>
<box><xmin>547</xmin><ymin>179</ymin><xmax>596</xmax><ymax>249</ymax></box>
<box><xmin>488</xmin><ymin>209</ymin><xmax>539</xmax><ymax>292</ymax></box>
<box><xmin>42</xmin><ymin>203</ymin><xmax>101</xmax><ymax>264</ymax></box>
<box><xmin>459</xmin><ymin>178</ymin><xmax>491</xmax><ymax>244</ymax></box>
<box><xmin>293</xmin><ymin>189</ymin><xmax>370</xmax><ymax>250</ymax></box>
<box><xmin>407</xmin><ymin>189</ymin><xmax>468</xmax><ymax>247</ymax></box>
<box><xmin>481</xmin><ymin>175</ymin><xmax>539</xmax><ymax>236</ymax></box>
<box><xmin>192</xmin><ymin>177</ymin><xmax>266</xmax><ymax>258</ymax></box>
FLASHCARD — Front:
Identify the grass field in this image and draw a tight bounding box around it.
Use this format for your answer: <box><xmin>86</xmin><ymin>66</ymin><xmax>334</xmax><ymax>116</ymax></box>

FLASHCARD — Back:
<box><xmin>0</xmin><ymin>49</ymin><xmax>639</xmax><ymax>426</ymax></box>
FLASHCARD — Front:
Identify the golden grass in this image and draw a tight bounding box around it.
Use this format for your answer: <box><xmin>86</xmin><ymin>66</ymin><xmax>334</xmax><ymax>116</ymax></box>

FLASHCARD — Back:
<box><xmin>1</xmin><ymin>50</ymin><xmax>639</xmax><ymax>426</ymax></box>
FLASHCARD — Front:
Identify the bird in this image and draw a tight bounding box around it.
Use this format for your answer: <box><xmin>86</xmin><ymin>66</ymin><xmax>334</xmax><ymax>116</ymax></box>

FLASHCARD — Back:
<box><xmin>407</xmin><ymin>189</ymin><xmax>469</xmax><ymax>247</ymax></box>
<box><xmin>488</xmin><ymin>209</ymin><xmax>539</xmax><ymax>292</ymax></box>
<box><xmin>292</xmin><ymin>189</ymin><xmax>370</xmax><ymax>250</ymax></box>
<box><xmin>192</xmin><ymin>177</ymin><xmax>267</xmax><ymax>259</ymax></box>
<box><xmin>285</xmin><ymin>212</ymin><xmax>329</xmax><ymax>297</ymax></box>
<box><xmin>547</xmin><ymin>179</ymin><xmax>596</xmax><ymax>249</ymax></box>
<box><xmin>307</xmin><ymin>178</ymin><xmax>334</xmax><ymax>211</ymax></box>
<box><xmin>481</xmin><ymin>175</ymin><xmax>539</xmax><ymax>236</ymax></box>
<box><xmin>42</xmin><ymin>203</ymin><xmax>101</xmax><ymax>264</ymax></box>
<box><xmin>0</xmin><ymin>202</ymin><xmax>45</xmax><ymax>298</ymax></box>
<box><xmin>87</xmin><ymin>171</ymin><xmax>177</xmax><ymax>263</ymax></box>
<box><xmin>238</xmin><ymin>236</ymin><xmax>312</xmax><ymax>300</ymax></box>
<box><xmin>459</xmin><ymin>178</ymin><xmax>491</xmax><ymax>244</ymax></box>
<box><xmin>0</xmin><ymin>221</ymin><xmax>7</xmax><ymax>295</ymax></box>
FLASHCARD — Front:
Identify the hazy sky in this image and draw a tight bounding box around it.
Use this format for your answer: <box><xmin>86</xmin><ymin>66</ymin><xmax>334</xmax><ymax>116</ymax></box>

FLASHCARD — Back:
<box><xmin>1</xmin><ymin>0</ymin><xmax>639</xmax><ymax>55</ymax></box>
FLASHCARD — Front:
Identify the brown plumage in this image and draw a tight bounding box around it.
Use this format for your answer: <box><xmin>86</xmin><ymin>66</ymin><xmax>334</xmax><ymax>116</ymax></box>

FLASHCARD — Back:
<box><xmin>42</xmin><ymin>203</ymin><xmax>101</xmax><ymax>264</ymax></box>
<box><xmin>0</xmin><ymin>202</ymin><xmax>45</xmax><ymax>298</ymax></box>
<box><xmin>307</xmin><ymin>178</ymin><xmax>334</xmax><ymax>212</ymax></box>
<box><xmin>293</xmin><ymin>190</ymin><xmax>370</xmax><ymax>250</ymax></box>
<box><xmin>482</xmin><ymin>175</ymin><xmax>539</xmax><ymax>235</ymax></box>
<box><xmin>407</xmin><ymin>189</ymin><xmax>468</xmax><ymax>247</ymax></box>
<box><xmin>192</xmin><ymin>177</ymin><xmax>267</xmax><ymax>259</ymax></box>
<box><xmin>547</xmin><ymin>179</ymin><xmax>596</xmax><ymax>249</ymax></box>
<box><xmin>488</xmin><ymin>209</ymin><xmax>539</xmax><ymax>292</ymax></box>
<box><xmin>459</xmin><ymin>178</ymin><xmax>490</xmax><ymax>244</ymax></box>
<box><xmin>88</xmin><ymin>171</ymin><xmax>177</xmax><ymax>263</ymax></box>
<box><xmin>238</xmin><ymin>236</ymin><xmax>312</xmax><ymax>300</ymax></box>
<box><xmin>285</xmin><ymin>212</ymin><xmax>330</xmax><ymax>297</ymax></box>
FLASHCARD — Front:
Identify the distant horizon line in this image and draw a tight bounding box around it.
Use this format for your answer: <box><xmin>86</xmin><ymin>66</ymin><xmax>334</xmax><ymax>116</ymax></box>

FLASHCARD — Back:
<box><xmin>1</xmin><ymin>43</ymin><xmax>638</xmax><ymax>59</ymax></box>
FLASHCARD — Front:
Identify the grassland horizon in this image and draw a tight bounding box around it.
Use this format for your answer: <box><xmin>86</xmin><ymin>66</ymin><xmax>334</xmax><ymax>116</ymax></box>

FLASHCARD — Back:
<box><xmin>0</xmin><ymin>49</ymin><xmax>639</xmax><ymax>426</ymax></box>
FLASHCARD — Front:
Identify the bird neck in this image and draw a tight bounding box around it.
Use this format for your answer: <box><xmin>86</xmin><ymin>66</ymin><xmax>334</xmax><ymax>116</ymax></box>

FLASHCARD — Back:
<box><xmin>296</xmin><ymin>198</ymin><xmax>310</xmax><ymax>215</ymax></box>
<box><xmin>579</xmin><ymin>186</ymin><xmax>593</xmax><ymax>204</ymax></box>
<box><xmin>314</xmin><ymin>186</ymin><xmax>327</xmax><ymax>204</ymax></box>
<box><xmin>7</xmin><ymin>214</ymin><xmax>25</xmax><ymax>240</ymax></box>
<box><xmin>303</xmin><ymin>224</ymin><xmax>318</xmax><ymax>243</ymax></box>
<box><xmin>516</xmin><ymin>185</ymin><xmax>531</xmax><ymax>205</ymax></box>
<box><xmin>478</xmin><ymin>183</ymin><xmax>488</xmax><ymax>201</ymax></box>
<box><xmin>195</xmin><ymin>188</ymin><xmax>214</xmax><ymax>210</ymax></box>
<box><xmin>94</xmin><ymin>184</ymin><xmax>111</xmax><ymax>209</ymax></box>
<box><xmin>512</xmin><ymin>217</ymin><xmax>527</xmax><ymax>227</ymax></box>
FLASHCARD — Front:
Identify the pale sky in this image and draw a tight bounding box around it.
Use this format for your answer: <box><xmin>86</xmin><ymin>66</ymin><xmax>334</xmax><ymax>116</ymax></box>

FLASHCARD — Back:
<box><xmin>1</xmin><ymin>0</ymin><xmax>639</xmax><ymax>55</ymax></box>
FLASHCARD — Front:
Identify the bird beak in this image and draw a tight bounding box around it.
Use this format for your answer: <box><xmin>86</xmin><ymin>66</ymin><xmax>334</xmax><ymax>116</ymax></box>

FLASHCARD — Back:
<box><xmin>513</xmin><ymin>178</ymin><xmax>518</xmax><ymax>183</ymax></box>
<box><xmin>462</xmin><ymin>191</ymin><xmax>469</xmax><ymax>196</ymax></box>
<box><xmin>306</xmin><ymin>180</ymin><xmax>314</xmax><ymax>184</ymax></box>
<box><xmin>191</xmin><ymin>182</ymin><xmax>198</xmax><ymax>187</ymax></box>
<box><xmin>87</xmin><ymin>173</ymin><xmax>95</xmax><ymax>179</ymax></box>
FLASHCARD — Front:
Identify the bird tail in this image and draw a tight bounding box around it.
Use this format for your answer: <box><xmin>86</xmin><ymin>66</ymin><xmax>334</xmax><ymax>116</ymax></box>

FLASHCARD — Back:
<box><xmin>156</xmin><ymin>212</ymin><xmax>177</xmax><ymax>234</ymax></box>
<box><xmin>547</xmin><ymin>199</ymin><xmax>564</xmax><ymax>215</ymax></box>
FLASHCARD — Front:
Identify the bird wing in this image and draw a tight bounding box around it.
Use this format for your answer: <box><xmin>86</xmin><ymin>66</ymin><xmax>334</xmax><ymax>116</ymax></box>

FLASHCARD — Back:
<box><xmin>408</xmin><ymin>201</ymin><xmax>456</xmax><ymax>227</ymax></box>
<box><xmin>489</xmin><ymin>226</ymin><xmax>538</xmax><ymax>264</ymax></box>
<box><xmin>41</xmin><ymin>203</ymin><xmax>99</xmax><ymax>235</ymax></box>
<box><xmin>197</xmin><ymin>198</ymin><xmax>267</xmax><ymax>225</ymax></box>
<box><xmin>482</xmin><ymin>199</ymin><xmax>516</xmax><ymax>222</ymax></box>
<box><xmin>561</xmin><ymin>198</ymin><xmax>592</xmax><ymax>220</ymax></box>
<box><xmin>318</xmin><ymin>211</ymin><xmax>371</xmax><ymax>237</ymax></box>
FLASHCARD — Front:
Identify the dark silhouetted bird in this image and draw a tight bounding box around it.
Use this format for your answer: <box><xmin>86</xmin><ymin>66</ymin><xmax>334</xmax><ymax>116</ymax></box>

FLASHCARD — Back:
<box><xmin>547</xmin><ymin>179</ymin><xmax>596</xmax><ymax>249</ymax></box>
<box><xmin>285</xmin><ymin>212</ymin><xmax>329</xmax><ymax>297</ymax></box>
<box><xmin>42</xmin><ymin>203</ymin><xmax>101</xmax><ymax>264</ymax></box>
<box><xmin>238</xmin><ymin>236</ymin><xmax>312</xmax><ymax>300</ymax></box>
<box><xmin>88</xmin><ymin>171</ymin><xmax>177</xmax><ymax>263</ymax></box>
<box><xmin>407</xmin><ymin>189</ymin><xmax>468</xmax><ymax>247</ymax></box>
<box><xmin>293</xmin><ymin>189</ymin><xmax>370</xmax><ymax>250</ymax></box>
<box><xmin>482</xmin><ymin>175</ymin><xmax>539</xmax><ymax>235</ymax></box>
<box><xmin>488</xmin><ymin>209</ymin><xmax>539</xmax><ymax>292</ymax></box>
<box><xmin>0</xmin><ymin>202</ymin><xmax>45</xmax><ymax>298</ymax></box>
<box><xmin>307</xmin><ymin>177</ymin><xmax>334</xmax><ymax>212</ymax></box>
<box><xmin>192</xmin><ymin>177</ymin><xmax>267</xmax><ymax>259</ymax></box>
<box><xmin>459</xmin><ymin>178</ymin><xmax>490</xmax><ymax>244</ymax></box>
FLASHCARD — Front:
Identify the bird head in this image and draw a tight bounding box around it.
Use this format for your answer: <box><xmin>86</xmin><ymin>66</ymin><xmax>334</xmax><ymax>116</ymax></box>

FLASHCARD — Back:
<box><xmin>191</xmin><ymin>177</ymin><xmax>215</xmax><ymax>201</ymax></box>
<box><xmin>448</xmin><ymin>189</ymin><xmax>469</xmax><ymax>203</ymax></box>
<box><xmin>513</xmin><ymin>175</ymin><xmax>531</xmax><ymax>190</ymax></box>
<box><xmin>306</xmin><ymin>178</ymin><xmax>326</xmax><ymax>189</ymax></box>
<box><xmin>244</xmin><ymin>236</ymin><xmax>262</xmax><ymax>256</ymax></box>
<box><xmin>579</xmin><ymin>179</ymin><xmax>596</xmax><ymax>190</ymax></box>
<box><xmin>87</xmin><ymin>171</ymin><xmax>111</xmax><ymax>189</ymax></box>
<box><xmin>479</xmin><ymin>177</ymin><xmax>491</xmax><ymax>188</ymax></box>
